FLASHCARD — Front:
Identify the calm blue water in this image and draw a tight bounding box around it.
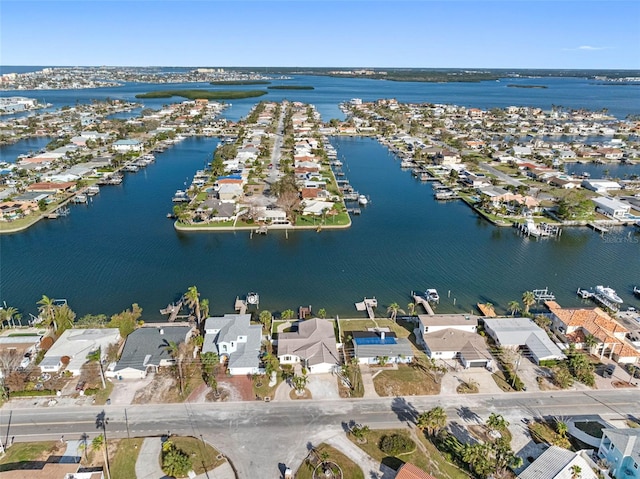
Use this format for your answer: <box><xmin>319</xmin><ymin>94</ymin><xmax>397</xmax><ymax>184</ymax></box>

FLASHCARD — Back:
<box><xmin>0</xmin><ymin>137</ymin><xmax>52</xmax><ymax>163</ymax></box>
<box><xmin>564</xmin><ymin>163</ymin><xmax>640</xmax><ymax>179</ymax></box>
<box><xmin>1</xmin><ymin>136</ymin><xmax>638</xmax><ymax>320</ymax></box>
<box><xmin>2</xmin><ymin>75</ymin><xmax>639</xmax><ymax>120</ymax></box>
<box><xmin>1</xmin><ymin>74</ymin><xmax>639</xmax><ymax>319</ymax></box>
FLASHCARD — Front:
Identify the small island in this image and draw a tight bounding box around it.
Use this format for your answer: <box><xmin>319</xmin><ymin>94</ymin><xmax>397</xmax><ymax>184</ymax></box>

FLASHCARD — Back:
<box><xmin>506</xmin><ymin>84</ymin><xmax>548</xmax><ymax>89</ymax></box>
<box><xmin>267</xmin><ymin>85</ymin><xmax>315</xmax><ymax>90</ymax></box>
<box><xmin>135</xmin><ymin>89</ymin><xmax>268</xmax><ymax>100</ymax></box>
<box><xmin>210</xmin><ymin>80</ymin><xmax>271</xmax><ymax>85</ymax></box>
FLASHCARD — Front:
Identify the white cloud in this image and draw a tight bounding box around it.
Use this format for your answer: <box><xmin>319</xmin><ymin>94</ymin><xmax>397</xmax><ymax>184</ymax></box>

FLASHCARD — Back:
<box><xmin>563</xmin><ymin>45</ymin><xmax>607</xmax><ymax>51</ymax></box>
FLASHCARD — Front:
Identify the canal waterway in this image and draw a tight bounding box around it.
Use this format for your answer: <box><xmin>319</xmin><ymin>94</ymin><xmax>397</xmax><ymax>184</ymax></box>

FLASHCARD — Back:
<box><xmin>1</xmin><ymin>135</ymin><xmax>638</xmax><ymax>320</ymax></box>
<box><xmin>1</xmin><ymin>72</ymin><xmax>639</xmax><ymax>319</ymax></box>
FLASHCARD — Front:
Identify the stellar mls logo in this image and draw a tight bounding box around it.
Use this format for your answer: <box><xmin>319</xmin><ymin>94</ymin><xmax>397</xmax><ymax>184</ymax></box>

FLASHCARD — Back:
<box><xmin>601</xmin><ymin>233</ymin><xmax>639</xmax><ymax>244</ymax></box>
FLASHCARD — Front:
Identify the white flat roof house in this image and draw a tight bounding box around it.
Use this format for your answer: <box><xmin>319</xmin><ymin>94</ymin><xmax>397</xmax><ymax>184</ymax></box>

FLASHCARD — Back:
<box><xmin>41</xmin><ymin>328</ymin><xmax>121</xmax><ymax>376</ymax></box>
<box><xmin>591</xmin><ymin>196</ymin><xmax>631</xmax><ymax>220</ymax></box>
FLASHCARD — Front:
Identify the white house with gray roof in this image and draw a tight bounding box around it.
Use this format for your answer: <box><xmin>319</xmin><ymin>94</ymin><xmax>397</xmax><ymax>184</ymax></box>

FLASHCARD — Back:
<box><xmin>111</xmin><ymin>325</ymin><xmax>191</xmax><ymax>379</ymax></box>
<box><xmin>202</xmin><ymin>314</ymin><xmax>262</xmax><ymax>376</ymax></box>
<box><xmin>482</xmin><ymin>317</ymin><xmax>565</xmax><ymax>364</ymax></box>
<box><xmin>518</xmin><ymin>446</ymin><xmax>598</xmax><ymax>479</ymax></box>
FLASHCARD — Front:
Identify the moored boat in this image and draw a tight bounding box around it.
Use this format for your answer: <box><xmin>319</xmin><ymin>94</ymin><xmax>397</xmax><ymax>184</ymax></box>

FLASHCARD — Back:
<box><xmin>595</xmin><ymin>285</ymin><xmax>623</xmax><ymax>304</ymax></box>
<box><xmin>358</xmin><ymin>194</ymin><xmax>369</xmax><ymax>206</ymax></box>
<box><xmin>425</xmin><ymin>288</ymin><xmax>440</xmax><ymax>303</ymax></box>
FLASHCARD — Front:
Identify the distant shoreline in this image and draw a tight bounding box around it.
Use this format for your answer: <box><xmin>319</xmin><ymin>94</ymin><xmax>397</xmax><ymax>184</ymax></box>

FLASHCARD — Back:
<box><xmin>506</xmin><ymin>84</ymin><xmax>548</xmax><ymax>89</ymax></box>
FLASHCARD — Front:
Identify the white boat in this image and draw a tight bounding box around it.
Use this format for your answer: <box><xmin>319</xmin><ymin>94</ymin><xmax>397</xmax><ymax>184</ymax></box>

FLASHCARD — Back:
<box><xmin>634</xmin><ymin>286</ymin><xmax>640</xmax><ymax>297</ymax></box>
<box><xmin>172</xmin><ymin>190</ymin><xmax>190</xmax><ymax>203</ymax></box>
<box><xmin>246</xmin><ymin>292</ymin><xmax>259</xmax><ymax>305</ymax></box>
<box><xmin>72</xmin><ymin>194</ymin><xmax>87</xmax><ymax>204</ymax></box>
<box><xmin>358</xmin><ymin>195</ymin><xmax>368</xmax><ymax>206</ymax></box>
<box><xmin>86</xmin><ymin>186</ymin><xmax>100</xmax><ymax>196</ymax></box>
<box><xmin>425</xmin><ymin>289</ymin><xmax>440</xmax><ymax>303</ymax></box>
<box><xmin>595</xmin><ymin>285</ymin><xmax>623</xmax><ymax>304</ymax></box>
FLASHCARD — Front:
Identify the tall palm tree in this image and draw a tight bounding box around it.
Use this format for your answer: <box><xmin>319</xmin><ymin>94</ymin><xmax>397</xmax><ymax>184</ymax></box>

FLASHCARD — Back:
<box><xmin>281</xmin><ymin>309</ymin><xmax>295</xmax><ymax>320</ymax></box>
<box><xmin>407</xmin><ymin>302</ymin><xmax>416</xmax><ymax>317</ymax></box>
<box><xmin>386</xmin><ymin>302</ymin><xmax>405</xmax><ymax>322</ymax></box>
<box><xmin>184</xmin><ymin>286</ymin><xmax>201</xmax><ymax>326</ymax></box>
<box><xmin>37</xmin><ymin>295</ymin><xmax>57</xmax><ymax>330</ymax></box>
<box><xmin>200</xmin><ymin>298</ymin><xmax>210</xmax><ymax>320</ymax></box>
<box><xmin>259</xmin><ymin>310</ymin><xmax>272</xmax><ymax>333</ymax></box>
<box><xmin>522</xmin><ymin>291</ymin><xmax>536</xmax><ymax>315</ymax></box>
<box><xmin>416</xmin><ymin>406</ymin><xmax>447</xmax><ymax>437</ymax></box>
<box><xmin>486</xmin><ymin>413</ymin><xmax>509</xmax><ymax>434</ymax></box>
<box><xmin>164</xmin><ymin>340</ymin><xmax>186</xmax><ymax>396</ymax></box>
<box><xmin>92</xmin><ymin>434</ymin><xmax>110</xmax><ymax>479</ymax></box>
<box><xmin>507</xmin><ymin>301</ymin><xmax>521</xmax><ymax>317</ymax></box>
<box><xmin>0</xmin><ymin>306</ymin><xmax>19</xmax><ymax>329</ymax></box>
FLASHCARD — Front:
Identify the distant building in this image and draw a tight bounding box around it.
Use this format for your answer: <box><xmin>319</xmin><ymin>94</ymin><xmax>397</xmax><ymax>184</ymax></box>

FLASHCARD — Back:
<box><xmin>591</xmin><ymin>196</ymin><xmax>631</xmax><ymax>220</ymax></box>
<box><xmin>112</xmin><ymin>139</ymin><xmax>143</xmax><ymax>152</ymax></box>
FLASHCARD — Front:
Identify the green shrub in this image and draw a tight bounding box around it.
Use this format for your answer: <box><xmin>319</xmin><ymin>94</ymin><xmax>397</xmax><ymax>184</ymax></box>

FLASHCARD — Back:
<box><xmin>379</xmin><ymin>434</ymin><xmax>415</xmax><ymax>456</ymax></box>
<box><xmin>10</xmin><ymin>389</ymin><xmax>56</xmax><ymax>397</ymax></box>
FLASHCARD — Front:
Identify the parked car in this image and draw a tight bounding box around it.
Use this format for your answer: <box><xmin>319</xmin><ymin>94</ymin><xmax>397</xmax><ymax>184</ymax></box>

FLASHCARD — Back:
<box><xmin>75</xmin><ymin>380</ymin><xmax>86</xmax><ymax>391</ymax></box>
<box><xmin>602</xmin><ymin>364</ymin><xmax>616</xmax><ymax>378</ymax></box>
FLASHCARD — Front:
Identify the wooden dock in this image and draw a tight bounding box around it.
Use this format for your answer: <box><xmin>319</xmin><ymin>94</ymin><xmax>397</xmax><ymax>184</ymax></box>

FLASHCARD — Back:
<box><xmin>355</xmin><ymin>297</ymin><xmax>377</xmax><ymax>319</ymax></box>
<box><xmin>160</xmin><ymin>301</ymin><xmax>183</xmax><ymax>322</ymax></box>
<box><xmin>235</xmin><ymin>296</ymin><xmax>247</xmax><ymax>315</ymax></box>
<box><xmin>412</xmin><ymin>292</ymin><xmax>435</xmax><ymax>315</ymax></box>
<box><xmin>476</xmin><ymin>303</ymin><xmax>496</xmax><ymax>317</ymax></box>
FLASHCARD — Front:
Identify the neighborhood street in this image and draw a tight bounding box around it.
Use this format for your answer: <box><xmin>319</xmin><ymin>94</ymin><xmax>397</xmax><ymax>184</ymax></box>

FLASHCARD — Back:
<box><xmin>2</xmin><ymin>389</ymin><xmax>639</xmax><ymax>478</ymax></box>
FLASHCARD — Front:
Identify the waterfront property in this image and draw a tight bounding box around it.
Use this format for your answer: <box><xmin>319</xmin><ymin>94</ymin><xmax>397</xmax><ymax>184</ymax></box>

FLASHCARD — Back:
<box><xmin>545</xmin><ymin>301</ymin><xmax>640</xmax><ymax>364</ymax></box>
<box><xmin>518</xmin><ymin>445</ymin><xmax>599</xmax><ymax>479</ymax></box>
<box><xmin>201</xmin><ymin>314</ymin><xmax>262</xmax><ymax>376</ymax></box>
<box><xmin>416</xmin><ymin>327</ymin><xmax>494</xmax><ymax>369</ymax></box>
<box><xmin>40</xmin><ymin>328</ymin><xmax>120</xmax><ymax>376</ymax></box>
<box><xmin>276</xmin><ymin>318</ymin><xmax>340</xmax><ymax>373</ymax></box>
<box><xmin>482</xmin><ymin>317</ymin><xmax>566</xmax><ymax>364</ymax></box>
<box><xmin>350</xmin><ymin>330</ymin><xmax>413</xmax><ymax>365</ymax></box>
<box><xmin>111</xmin><ymin>325</ymin><xmax>192</xmax><ymax>379</ymax></box>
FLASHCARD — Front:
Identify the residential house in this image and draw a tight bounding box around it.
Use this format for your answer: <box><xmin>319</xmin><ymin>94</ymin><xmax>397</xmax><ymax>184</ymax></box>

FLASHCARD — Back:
<box><xmin>599</xmin><ymin>428</ymin><xmax>640</xmax><ymax>479</ymax></box>
<box><xmin>40</xmin><ymin>328</ymin><xmax>121</xmax><ymax>376</ymax></box>
<box><xmin>591</xmin><ymin>197</ymin><xmax>631</xmax><ymax>220</ymax></box>
<box><xmin>482</xmin><ymin>317</ymin><xmax>565</xmax><ymax>364</ymax></box>
<box><xmin>545</xmin><ymin>301</ymin><xmax>639</xmax><ymax>364</ymax></box>
<box><xmin>2</xmin><ymin>463</ymin><xmax>104</xmax><ymax>479</ymax></box>
<box><xmin>202</xmin><ymin>314</ymin><xmax>262</xmax><ymax>376</ymax></box>
<box><xmin>581</xmin><ymin>179</ymin><xmax>621</xmax><ymax>194</ymax></box>
<box><xmin>111</xmin><ymin>325</ymin><xmax>192</xmax><ymax>379</ymax></box>
<box><xmin>396</xmin><ymin>463</ymin><xmax>437</xmax><ymax>479</ymax></box>
<box><xmin>518</xmin><ymin>446</ymin><xmax>598</xmax><ymax>479</ymax></box>
<box><xmin>277</xmin><ymin>318</ymin><xmax>340</xmax><ymax>374</ymax></box>
<box><xmin>415</xmin><ymin>314</ymin><xmax>479</xmax><ymax>335</ymax></box>
<box><xmin>417</xmin><ymin>327</ymin><xmax>493</xmax><ymax>369</ymax></box>
<box><xmin>112</xmin><ymin>139</ymin><xmax>143</xmax><ymax>153</ymax></box>
<box><xmin>351</xmin><ymin>330</ymin><xmax>413</xmax><ymax>365</ymax></box>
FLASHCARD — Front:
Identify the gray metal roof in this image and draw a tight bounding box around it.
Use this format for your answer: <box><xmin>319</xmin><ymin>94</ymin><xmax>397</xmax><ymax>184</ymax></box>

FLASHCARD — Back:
<box><xmin>114</xmin><ymin>326</ymin><xmax>191</xmax><ymax>372</ymax></box>
<box><xmin>518</xmin><ymin>446</ymin><xmax>597</xmax><ymax>479</ymax></box>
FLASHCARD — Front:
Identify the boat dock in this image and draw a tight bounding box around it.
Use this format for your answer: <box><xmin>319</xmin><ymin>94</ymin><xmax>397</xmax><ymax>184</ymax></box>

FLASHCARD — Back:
<box><xmin>577</xmin><ymin>288</ymin><xmax>620</xmax><ymax>311</ymax></box>
<box><xmin>411</xmin><ymin>291</ymin><xmax>435</xmax><ymax>315</ymax></box>
<box><xmin>532</xmin><ymin>287</ymin><xmax>555</xmax><ymax>302</ymax></box>
<box><xmin>160</xmin><ymin>300</ymin><xmax>184</xmax><ymax>322</ymax></box>
<box><xmin>476</xmin><ymin>303</ymin><xmax>496</xmax><ymax>317</ymax></box>
<box><xmin>235</xmin><ymin>296</ymin><xmax>247</xmax><ymax>315</ymax></box>
<box><xmin>587</xmin><ymin>222</ymin><xmax>610</xmax><ymax>234</ymax></box>
<box><xmin>355</xmin><ymin>297</ymin><xmax>377</xmax><ymax>319</ymax></box>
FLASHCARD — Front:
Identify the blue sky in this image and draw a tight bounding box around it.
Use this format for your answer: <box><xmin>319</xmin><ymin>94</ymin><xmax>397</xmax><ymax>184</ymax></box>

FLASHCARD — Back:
<box><xmin>2</xmin><ymin>1</ymin><xmax>639</xmax><ymax>69</ymax></box>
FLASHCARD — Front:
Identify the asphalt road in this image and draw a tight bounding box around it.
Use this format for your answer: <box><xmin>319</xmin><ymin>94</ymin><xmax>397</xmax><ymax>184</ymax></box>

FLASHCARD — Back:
<box><xmin>2</xmin><ymin>389</ymin><xmax>639</xmax><ymax>478</ymax></box>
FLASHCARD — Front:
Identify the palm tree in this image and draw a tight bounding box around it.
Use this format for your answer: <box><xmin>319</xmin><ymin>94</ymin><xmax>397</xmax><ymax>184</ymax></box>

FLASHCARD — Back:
<box><xmin>416</xmin><ymin>406</ymin><xmax>447</xmax><ymax>437</ymax></box>
<box><xmin>164</xmin><ymin>340</ymin><xmax>186</xmax><ymax>396</ymax></box>
<box><xmin>407</xmin><ymin>302</ymin><xmax>417</xmax><ymax>317</ymax></box>
<box><xmin>281</xmin><ymin>309</ymin><xmax>295</xmax><ymax>320</ymax></box>
<box><xmin>184</xmin><ymin>286</ymin><xmax>201</xmax><ymax>326</ymax></box>
<box><xmin>486</xmin><ymin>413</ymin><xmax>509</xmax><ymax>434</ymax></box>
<box><xmin>522</xmin><ymin>291</ymin><xmax>536</xmax><ymax>315</ymax></box>
<box><xmin>54</xmin><ymin>304</ymin><xmax>76</xmax><ymax>335</ymax></box>
<box><xmin>508</xmin><ymin>300</ymin><xmax>521</xmax><ymax>317</ymax></box>
<box><xmin>556</xmin><ymin>420</ymin><xmax>568</xmax><ymax>438</ymax></box>
<box><xmin>570</xmin><ymin>464</ymin><xmax>582</xmax><ymax>479</ymax></box>
<box><xmin>0</xmin><ymin>306</ymin><xmax>20</xmax><ymax>329</ymax></box>
<box><xmin>317</xmin><ymin>308</ymin><xmax>327</xmax><ymax>319</ymax></box>
<box><xmin>584</xmin><ymin>334</ymin><xmax>598</xmax><ymax>355</ymax></box>
<box><xmin>386</xmin><ymin>302</ymin><xmax>405</xmax><ymax>322</ymax></box>
<box><xmin>92</xmin><ymin>434</ymin><xmax>110</xmax><ymax>479</ymax></box>
<box><xmin>200</xmin><ymin>298</ymin><xmax>210</xmax><ymax>320</ymax></box>
<box><xmin>37</xmin><ymin>295</ymin><xmax>57</xmax><ymax>330</ymax></box>
<box><xmin>259</xmin><ymin>310</ymin><xmax>272</xmax><ymax>334</ymax></box>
